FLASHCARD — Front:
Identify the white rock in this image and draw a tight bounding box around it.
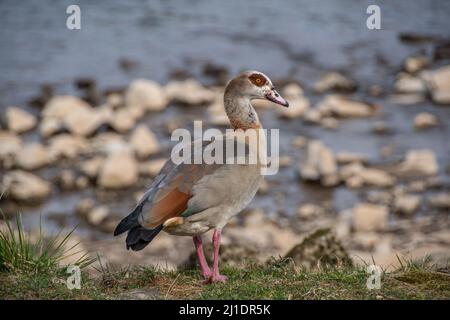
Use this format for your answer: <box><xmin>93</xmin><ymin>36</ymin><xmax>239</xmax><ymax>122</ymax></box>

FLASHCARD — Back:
<box><xmin>414</xmin><ymin>112</ymin><xmax>438</xmax><ymax>130</ymax></box>
<box><xmin>297</xmin><ymin>203</ymin><xmax>325</xmax><ymax>219</ymax></box>
<box><xmin>282</xmin><ymin>83</ymin><xmax>304</xmax><ymax>97</ymax></box>
<box><xmin>278</xmin><ymin>96</ymin><xmax>310</xmax><ymax>119</ymax></box>
<box><xmin>291</xmin><ymin>136</ymin><xmax>308</xmax><ymax>148</ymax></box>
<box><xmin>428</xmin><ymin>193</ymin><xmax>450</xmax><ymax>210</ymax></box>
<box><xmin>125</xmin><ymin>79</ymin><xmax>168</xmax><ymax>111</ymax></box>
<box><xmin>340</xmin><ymin>162</ymin><xmax>395</xmax><ymax>188</ymax></box>
<box><xmin>139</xmin><ymin>158</ymin><xmax>166</xmax><ymax>177</ymax></box>
<box><xmin>316</xmin><ymin>95</ymin><xmax>373</xmax><ymax>118</ymax></box>
<box><xmin>48</xmin><ymin>134</ymin><xmax>88</xmax><ymax>160</ymax></box>
<box><xmin>303</xmin><ymin>109</ymin><xmax>322</xmax><ymax>124</ymax></box>
<box><xmin>86</xmin><ymin>206</ymin><xmax>109</xmax><ymax>226</ymax></box>
<box><xmin>2</xmin><ymin>170</ymin><xmax>51</xmax><ymax>203</ymax></box>
<box><xmin>6</xmin><ymin>107</ymin><xmax>37</xmax><ymax>133</ymax></box>
<box><xmin>352</xmin><ymin>203</ymin><xmax>388</xmax><ymax>232</ymax></box>
<box><xmin>422</xmin><ymin>66</ymin><xmax>450</xmax><ymax>105</ymax></box>
<box><xmin>394</xmin><ymin>194</ymin><xmax>422</xmax><ymax>215</ymax></box>
<box><xmin>336</xmin><ymin>151</ymin><xmax>368</xmax><ymax>165</ymax></box>
<box><xmin>15</xmin><ymin>143</ymin><xmax>51</xmax><ymax>170</ymax></box>
<box><xmin>299</xmin><ymin>140</ymin><xmax>339</xmax><ymax>186</ymax></box>
<box><xmin>0</xmin><ymin>131</ymin><xmax>22</xmax><ymax>162</ymax></box>
<box><xmin>130</xmin><ymin>125</ymin><xmax>160</xmax><ymax>158</ymax></box>
<box><xmin>313</xmin><ymin>72</ymin><xmax>356</xmax><ymax>93</ymax></box>
<box><xmin>80</xmin><ymin>157</ymin><xmax>104</xmax><ymax>179</ymax></box>
<box><xmin>91</xmin><ymin>132</ymin><xmax>130</xmax><ymax>155</ymax></box>
<box><xmin>398</xmin><ymin>149</ymin><xmax>438</xmax><ymax>176</ymax></box>
<box><xmin>389</xmin><ymin>93</ymin><xmax>425</xmax><ymax>105</ymax></box>
<box><xmin>404</xmin><ymin>56</ymin><xmax>429</xmax><ymax>74</ymax></box>
<box><xmin>109</xmin><ymin>108</ymin><xmax>136</xmax><ymax>133</ymax></box>
<box><xmin>165</xmin><ymin>79</ymin><xmax>215</xmax><ymax>105</ymax></box>
<box><xmin>320</xmin><ymin>117</ymin><xmax>339</xmax><ymax>130</ymax></box>
<box><xmin>394</xmin><ymin>73</ymin><xmax>427</xmax><ymax>94</ymax></box>
<box><xmin>64</xmin><ymin>107</ymin><xmax>106</xmax><ymax>137</ymax></box>
<box><xmin>39</xmin><ymin>117</ymin><xmax>62</xmax><ymax>138</ymax></box>
<box><xmin>98</xmin><ymin>152</ymin><xmax>138</xmax><ymax>189</ymax></box>
<box><xmin>42</xmin><ymin>95</ymin><xmax>91</xmax><ymax>119</ymax></box>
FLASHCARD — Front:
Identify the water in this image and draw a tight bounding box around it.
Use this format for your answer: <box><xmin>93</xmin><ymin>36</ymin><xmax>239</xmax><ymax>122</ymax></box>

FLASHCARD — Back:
<box><xmin>1</xmin><ymin>0</ymin><xmax>450</xmax><ymax>236</ymax></box>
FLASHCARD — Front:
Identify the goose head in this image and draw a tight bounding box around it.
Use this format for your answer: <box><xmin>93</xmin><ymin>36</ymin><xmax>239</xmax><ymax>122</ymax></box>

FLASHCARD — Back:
<box><xmin>225</xmin><ymin>70</ymin><xmax>289</xmax><ymax>107</ymax></box>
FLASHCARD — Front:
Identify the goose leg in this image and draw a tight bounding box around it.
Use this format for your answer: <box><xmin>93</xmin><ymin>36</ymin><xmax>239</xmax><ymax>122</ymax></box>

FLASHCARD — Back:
<box><xmin>207</xmin><ymin>229</ymin><xmax>228</xmax><ymax>283</ymax></box>
<box><xmin>193</xmin><ymin>235</ymin><xmax>212</xmax><ymax>279</ymax></box>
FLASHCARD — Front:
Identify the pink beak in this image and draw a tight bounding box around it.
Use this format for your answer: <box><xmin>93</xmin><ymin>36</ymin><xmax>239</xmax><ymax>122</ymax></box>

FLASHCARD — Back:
<box><xmin>265</xmin><ymin>89</ymin><xmax>289</xmax><ymax>107</ymax></box>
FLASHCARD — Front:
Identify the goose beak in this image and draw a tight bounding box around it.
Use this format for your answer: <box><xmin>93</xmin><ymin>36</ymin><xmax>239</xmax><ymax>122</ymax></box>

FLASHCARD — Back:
<box><xmin>265</xmin><ymin>88</ymin><xmax>289</xmax><ymax>107</ymax></box>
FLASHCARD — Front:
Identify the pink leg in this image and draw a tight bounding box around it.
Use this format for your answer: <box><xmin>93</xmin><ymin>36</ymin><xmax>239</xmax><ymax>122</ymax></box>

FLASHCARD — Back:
<box><xmin>193</xmin><ymin>236</ymin><xmax>212</xmax><ymax>279</ymax></box>
<box><xmin>206</xmin><ymin>229</ymin><xmax>228</xmax><ymax>283</ymax></box>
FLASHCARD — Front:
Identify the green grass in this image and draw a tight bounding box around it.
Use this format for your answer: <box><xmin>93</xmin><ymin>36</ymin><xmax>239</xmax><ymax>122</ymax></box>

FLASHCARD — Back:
<box><xmin>1</xmin><ymin>215</ymin><xmax>449</xmax><ymax>300</ymax></box>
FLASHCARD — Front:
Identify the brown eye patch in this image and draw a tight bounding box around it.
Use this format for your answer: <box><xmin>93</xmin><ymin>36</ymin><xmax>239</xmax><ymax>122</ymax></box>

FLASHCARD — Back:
<box><xmin>249</xmin><ymin>73</ymin><xmax>267</xmax><ymax>87</ymax></box>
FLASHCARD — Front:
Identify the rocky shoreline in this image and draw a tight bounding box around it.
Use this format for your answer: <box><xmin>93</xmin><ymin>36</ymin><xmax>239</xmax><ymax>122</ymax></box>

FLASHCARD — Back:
<box><xmin>1</xmin><ymin>54</ymin><xmax>450</xmax><ymax>271</ymax></box>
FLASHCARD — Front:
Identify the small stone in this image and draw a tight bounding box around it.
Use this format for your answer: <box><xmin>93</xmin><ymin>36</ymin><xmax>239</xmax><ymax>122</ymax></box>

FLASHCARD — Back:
<box><xmin>394</xmin><ymin>73</ymin><xmax>427</xmax><ymax>94</ymax></box>
<box><xmin>98</xmin><ymin>152</ymin><xmax>138</xmax><ymax>189</ymax></box>
<box><xmin>6</xmin><ymin>107</ymin><xmax>37</xmax><ymax>133</ymax></box>
<box><xmin>336</xmin><ymin>152</ymin><xmax>368</xmax><ymax>165</ymax></box>
<box><xmin>48</xmin><ymin>134</ymin><xmax>88</xmax><ymax>160</ymax></box>
<box><xmin>15</xmin><ymin>143</ymin><xmax>51</xmax><ymax>170</ymax></box>
<box><xmin>292</xmin><ymin>136</ymin><xmax>308</xmax><ymax>148</ymax></box>
<box><xmin>394</xmin><ymin>194</ymin><xmax>421</xmax><ymax>215</ymax></box>
<box><xmin>404</xmin><ymin>56</ymin><xmax>429</xmax><ymax>74</ymax></box>
<box><xmin>352</xmin><ymin>203</ymin><xmax>388</xmax><ymax>232</ymax></box>
<box><xmin>299</xmin><ymin>140</ymin><xmax>339</xmax><ymax>187</ymax></box>
<box><xmin>297</xmin><ymin>203</ymin><xmax>325</xmax><ymax>219</ymax></box>
<box><xmin>138</xmin><ymin>158</ymin><xmax>166</xmax><ymax>177</ymax></box>
<box><xmin>303</xmin><ymin>109</ymin><xmax>322</xmax><ymax>124</ymax></box>
<box><xmin>130</xmin><ymin>125</ymin><xmax>160</xmax><ymax>158</ymax></box>
<box><xmin>64</xmin><ymin>107</ymin><xmax>106</xmax><ymax>137</ymax></box>
<box><xmin>80</xmin><ymin>157</ymin><xmax>104</xmax><ymax>179</ymax></box>
<box><xmin>0</xmin><ymin>131</ymin><xmax>22</xmax><ymax>164</ymax></box>
<box><xmin>165</xmin><ymin>79</ymin><xmax>215</xmax><ymax>105</ymax></box>
<box><xmin>428</xmin><ymin>193</ymin><xmax>450</xmax><ymax>210</ymax></box>
<box><xmin>398</xmin><ymin>149</ymin><xmax>438</xmax><ymax>176</ymax></box>
<box><xmin>320</xmin><ymin>117</ymin><xmax>339</xmax><ymax>130</ymax></box>
<box><xmin>421</xmin><ymin>66</ymin><xmax>450</xmax><ymax>105</ymax></box>
<box><xmin>414</xmin><ymin>112</ymin><xmax>438</xmax><ymax>130</ymax></box>
<box><xmin>278</xmin><ymin>96</ymin><xmax>310</xmax><ymax>119</ymax></box>
<box><xmin>2</xmin><ymin>170</ymin><xmax>51</xmax><ymax>203</ymax></box>
<box><xmin>76</xmin><ymin>198</ymin><xmax>95</xmax><ymax>217</ymax></box>
<box><xmin>86</xmin><ymin>206</ymin><xmax>109</xmax><ymax>226</ymax></box>
<box><xmin>389</xmin><ymin>93</ymin><xmax>425</xmax><ymax>105</ymax></box>
<box><xmin>125</xmin><ymin>79</ymin><xmax>168</xmax><ymax>111</ymax></box>
<box><xmin>75</xmin><ymin>176</ymin><xmax>89</xmax><ymax>189</ymax></box>
<box><xmin>39</xmin><ymin>118</ymin><xmax>62</xmax><ymax>138</ymax></box>
<box><xmin>316</xmin><ymin>95</ymin><xmax>374</xmax><ymax>118</ymax></box>
<box><xmin>313</xmin><ymin>72</ymin><xmax>357</xmax><ymax>93</ymax></box>
<box><xmin>110</xmin><ymin>108</ymin><xmax>136</xmax><ymax>133</ymax></box>
<box><xmin>59</xmin><ymin>170</ymin><xmax>76</xmax><ymax>190</ymax></box>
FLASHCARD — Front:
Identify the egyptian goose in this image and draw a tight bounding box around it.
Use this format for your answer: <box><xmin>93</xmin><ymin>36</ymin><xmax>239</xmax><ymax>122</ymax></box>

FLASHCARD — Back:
<box><xmin>114</xmin><ymin>71</ymin><xmax>289</xmax><ymax>283</ymax></box>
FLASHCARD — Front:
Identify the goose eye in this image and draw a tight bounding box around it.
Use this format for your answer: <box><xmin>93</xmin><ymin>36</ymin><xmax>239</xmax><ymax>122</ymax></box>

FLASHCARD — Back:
<box><xmin>249</xmin><ymin>73</ymin><xmax>267</xmax><ymax>87</ymax></box>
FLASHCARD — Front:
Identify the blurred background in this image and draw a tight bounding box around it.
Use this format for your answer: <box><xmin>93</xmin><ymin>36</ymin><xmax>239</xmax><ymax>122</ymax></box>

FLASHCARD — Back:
<box><xmin>0</xmin><ymin>0</ymin><xmax>449</xmax><ymax>270</ymax></box>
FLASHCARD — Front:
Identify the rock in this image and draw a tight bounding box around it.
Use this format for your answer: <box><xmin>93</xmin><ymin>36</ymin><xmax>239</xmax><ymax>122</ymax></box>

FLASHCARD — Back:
<box><xmin>394</xmin><ymin>73</ymin><xmax>427</xmax><ymax>94</ymax></box>
<box><xmin>313</xmin><ymin>72</ymin><xmax>357</xmax><ymax>93</ymax></box>
<box><xmin>340</xmin><ymin>162</ymin><xmax>395</xmax><ymax>188</ymax></box>
<box><xmin>278</xmin><ymin>84</ymin><xmax>309</xmax><ymax>119</ymax></box>
<box><xmin>366</xmin><ymin>190</ymin><xmax>393</xmax><ymax>205</ymax></box>
<box><xmin>75</xmin><ymin>176</ymin><xmax>89</xmax><ymax>189</ymax></box>
<box><xmin>1</xmin><ymin>170</ymin><xmax>51</xmax><ymax>203</ymax></box>
<box><xmin>0</xmin><ymin>131</ymin><xmax>22</xmax><ymax>166</ymax></box>
<box><xmin>165</xmin><ymin>79</ymin><xmax>215</xmax><ymax>105</ymax></box>
<box><xmin>15</xmin><ymin>143</ymin><xmax>51</xmax><ymax>170</ymax></box>
<box><xmin>64</xmin><ymin>106</ymin><xmax>107</xmax><ymax>137</ymax></box>
<box><xmin>299</xmin><ymin>140</ymin><xmax>339</xmax><ymax>187</ymax></box>
<box><xmin>352</xmin><ymin>203</ymin><xmax>388</xmax><ymax>232</ymax></box>
<box><xmin>76</xmin><ymin>198</ymin><xmax>95</xmax><ymax>217</ymax></box>
<box><xmin>106</xmin><ymin>93</ymin><xmax>124</xmax><ymax>109</ymax></box>
<box><xmin>98</xmin><ymin>152</ymin><xmax>138</xmax><ymax>189</ymax></box>
<box><xmin>58</xmin><ymin>170</ymin><xmax>76</xmax><ymax>190</ymax></box>
<box><xmin>283</xmin><ymin>228</ymin><xmax>352</xmax><ymax>269</ymax></box>
<box><xmin>404</xmin><ymin>56</ymin><xmax>429</xmax><ymax>74</ymax></box>
<box><xmin>422</xmin><ymin>66</ymin><xmax>450</xmax><ymax>105</ymax></box>
<box><xmin>109</xmin><ymin>108</ymin><xmax>136</xmax><ymax>133</ymax></box>
<box><xmin>278</xmin><ymin>96</ymin><xmax>310</xmax><ymax>119</ymax></box>
<box><xmin>86</xmin><ymin>206</ymin><xmax>109</xmax><ymax>226</ymax></box>
<box><xmin>316</xmin><ymin>95</ymin><xmax>374</xmax><ymax>118</ymax></box>
<box><xmin>6</xmin><ymin>107</ymin><xmax>37</xmax><ymax>133</ymax></box>
<box><xmin>91</xmin><ymin>132</ymin><xmax>130</xmax><ymax>155</ymax></box>
<box><xmin>320</xmin><ymin>117</ymin><xmax>339</xmax><ymax>130</ymax></box>
<box><xmin>138</xmin><ymin>158</ymin><xmax>166</xmax><ymax>177</ymax></box>
<box><xmin>414</xmin><ymin>112</ymin><xmax>438</xmax><ymax>130</ymax></box>
<box><xmin>39</xmin><ymin>118</ymin><xmax>62</xmax><ymax>138</ymax></box>
<box><xmin>130</xmin><ymin>125</ymin><xmax>160</xmax><ymax>158</ymax></box>
<box><xmin>291</xmin><ymin>136</ymin><xmax>307</xmax><ymax>148</ymax></box>
<box><xmin>398</xmin><ymin>149</ymin><xmax>438</xmax><ymax>176</ymax></box>
<box><xmin>394</xmin><ymin>194</ymin><xmax>422</xmax><ymax>215</ymax></box>
<box><xmin>297</xmin><ymin>203</ymin><xmax>325</xmax><ymax>220</ymax></box>
<box><xmin>336</xmin><ymin>151</ymin><xmax>368</xmax><ymax>165</ymax></box>
<box><xmin>80</xmin><ymin>157</ymin><xmax>104</xmax><ymax>179</ymax></box>
<box><xmin>42</xmin><ymin>95</ymin><xmax>91</xmax><ymax>119</ymax></box>
<box><xmin>48</xmin><ymin>134</ymin><xmax>88</xmax><ymax>160</ymax></box>
<box><xmin>125</xmin><ymin>79</ymin><xmax>168</xmax><ymax>111</ymax></box>
<box><xmin>303</xmin><ymin>109</ymin><xmax>322</xmax><ymax>124</ymax></box>
<box><xmin>428</xmin><ymin>193</ymin><xmax>450</xmax><ymax>210</ymax></box>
